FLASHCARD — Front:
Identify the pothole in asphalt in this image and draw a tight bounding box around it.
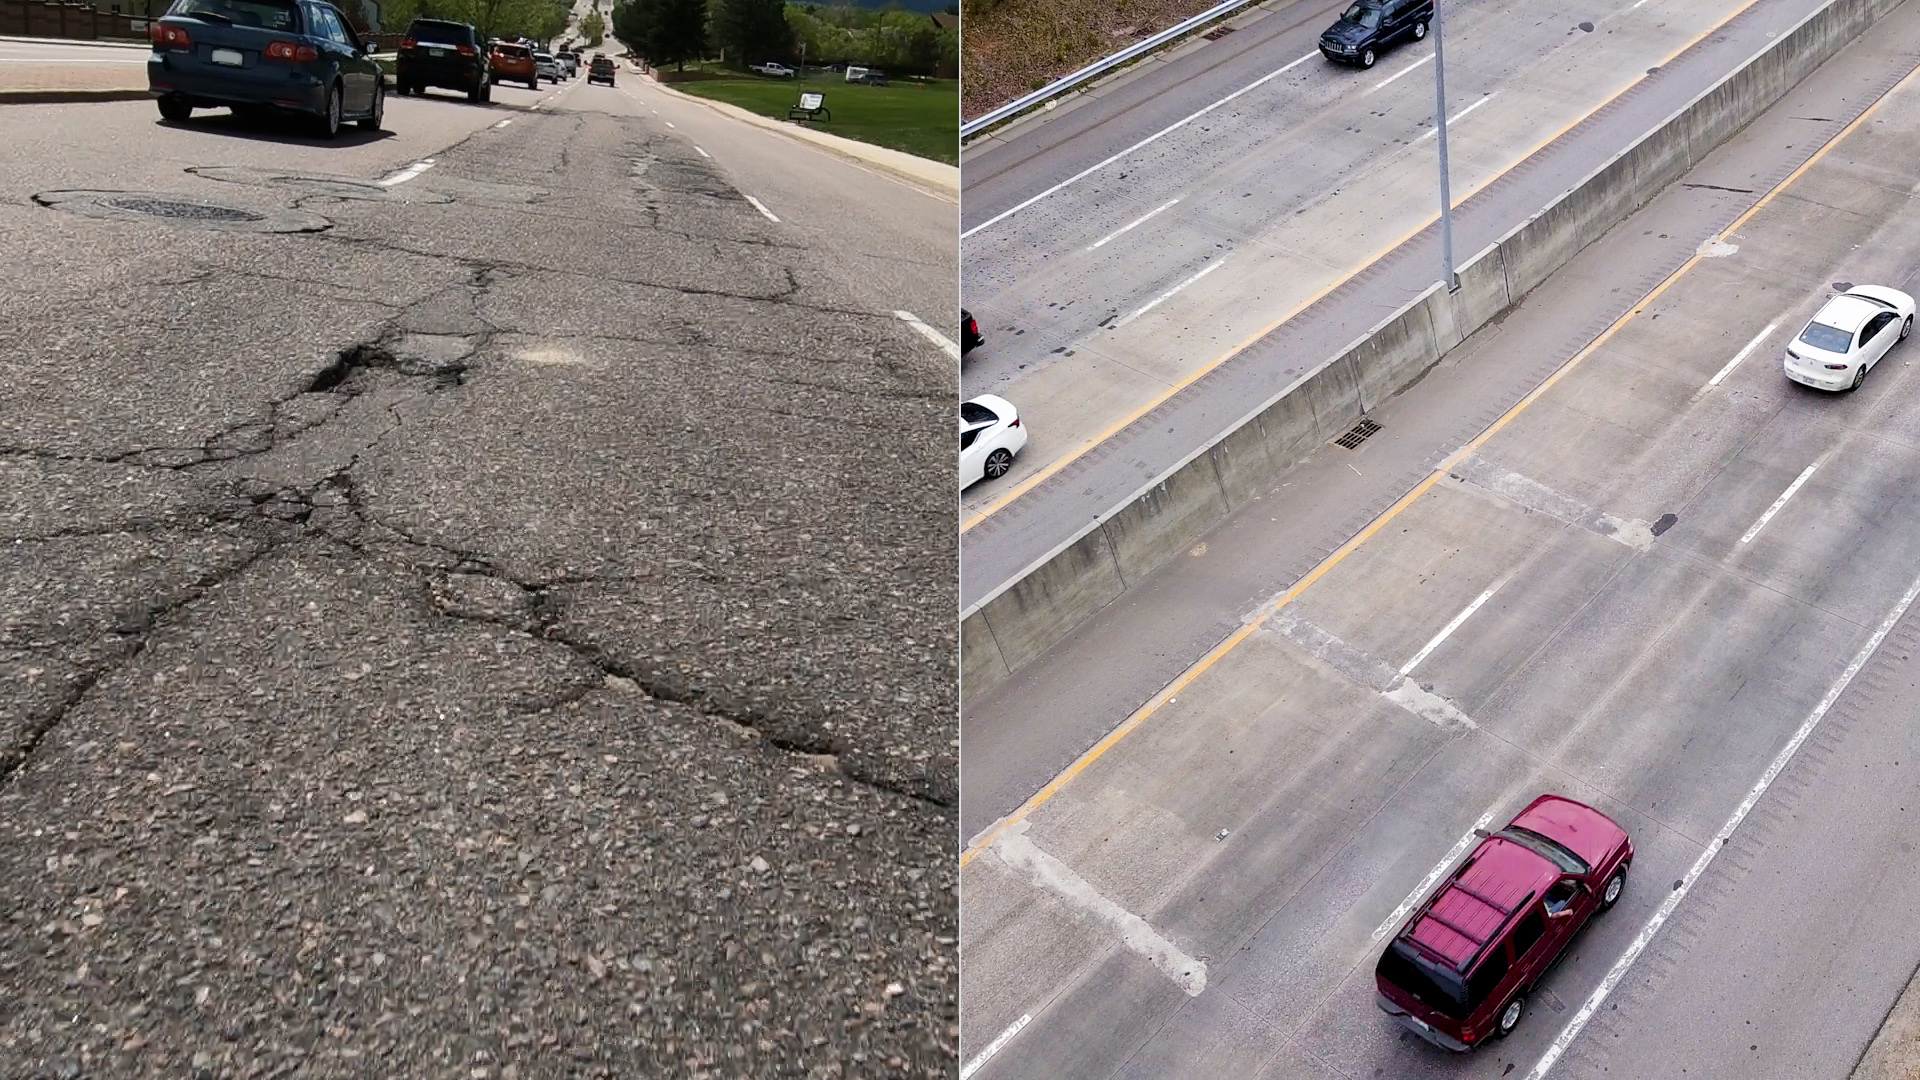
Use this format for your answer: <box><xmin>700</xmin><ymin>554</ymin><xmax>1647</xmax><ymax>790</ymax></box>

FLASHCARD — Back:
<box><xmin>32</xmin><ymin>190</ymin><xmax>330</xmax><ymax>233</ymax></box>
<box><xmin>186</xmin><ymin>165</ymin><xmax>454</xmax><ymax>204</ymax></box>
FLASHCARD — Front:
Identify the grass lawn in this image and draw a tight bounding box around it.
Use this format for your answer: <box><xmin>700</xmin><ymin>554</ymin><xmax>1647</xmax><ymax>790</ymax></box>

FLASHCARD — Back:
<box><xmin>670</xmin><ymin>72</ymin><xmax>957</xmax><ymax>165</ymax></box>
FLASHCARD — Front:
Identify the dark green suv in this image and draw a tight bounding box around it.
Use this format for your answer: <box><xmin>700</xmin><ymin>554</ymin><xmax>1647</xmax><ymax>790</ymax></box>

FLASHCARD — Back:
<box><xmin>1319</xmin><ymin>0</ymin><xmax>1434</xmax><ymax>69</ymax></box>
<box><xmin>396</xmin><ymin>18</ymin><xmax>489</xmax><ymax>102</ymax></box>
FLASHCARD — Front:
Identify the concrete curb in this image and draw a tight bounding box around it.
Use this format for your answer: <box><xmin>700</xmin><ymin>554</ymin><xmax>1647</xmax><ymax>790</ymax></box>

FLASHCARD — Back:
<box><xmin>641</xmin><ymin>73</ymin><xmax>958</xmax><ymax>198</ymax></box>
<box><xmin>0</xmin><ymin>34</ymin><xmax>147</xmax><ymax>48</ymax></box>
<box><xmin>961</xmin><ymin>0</ymin><xmax>1910</xmax><ymax>704</ymax></box>
<box><xmin>0</xmin><ymin>87</ymin><xmax>148</xmax><ymax>104</ymax></box>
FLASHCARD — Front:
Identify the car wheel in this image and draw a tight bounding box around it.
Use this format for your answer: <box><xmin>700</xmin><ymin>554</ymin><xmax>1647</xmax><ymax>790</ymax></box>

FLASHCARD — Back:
<box><xmin>1496</xmin><ymin>994</ymin><xmax>1525</xmax><ymax>1038</ymax></box>
<box><xmin>157</xmin><ymin>94</ymin><xmax>192</xmax><ymax>122</ymax></box>
<box><xmin>1360</xmin><ymin>47</ymin><xmax>1376</xmax><ymax>67</ymax></box>
<box><xmin>528</xmin><ymin>77</ymin><xmax>538</xmax><ymax>90</ymax></box>
<box><xmin>1413</xmin><ymin>20</ymin><xmax>1427</xmax><ymax>38</ymax></box>
<box><xmin>469</xmin><ymin>78</ymin><xmax>485</xmax><ymax>103</ymax></box>
<box><xmin>983</xmin><ymin>448</ymin><xmax>1014</xmax><ymax>482</ymax></box>
<box><xmin>358</xmin><ymin>80</ymin><xmax>383</xmax><ymax>131</ymax></box>
<box><xmin>1600</xmin><ymin>867</ymin><xmax>1626</xmax><ymax>911</ymax></box>
<box><xmin>315</xmin><ymin>81</ymin><xmax>342</xmax><ymax>138</ymax></box>
<box><xmin>1903</xmin><ymin>315</ymin><xmax>1913</xmax><ymax>341</ymax></box>
<box><xmin>1852</xmin><ymin>363</ymin><xmax>1867</xmax><ymax>391</ymax></box>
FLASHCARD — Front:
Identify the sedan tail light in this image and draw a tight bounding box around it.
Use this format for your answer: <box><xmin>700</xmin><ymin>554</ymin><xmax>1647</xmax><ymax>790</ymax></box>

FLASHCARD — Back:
<box><xmin>149</xmin><ymin>21</ymin><xmax>191</xmax><ymax>49</ymax></box>
<box><xmin>264</xmin><ymin>39</ymin><xmax>319</xmax><ymax>62</ymax></box>
<box><xmin>1825</xmin><ymin>363</ymin><xmax>1849</xmax><ymax>370</ymax></box>
<box><xmin>1008</xmin><ymin>418</ymin><xmax>1020</xmax><ymax>428</ymax></box>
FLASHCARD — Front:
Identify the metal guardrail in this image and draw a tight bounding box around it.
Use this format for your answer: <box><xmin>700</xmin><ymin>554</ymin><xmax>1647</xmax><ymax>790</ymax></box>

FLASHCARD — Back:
<box><xmin>959</xmin><ymin>0</ymin><xmax>1264</xmax><ymax>140</ymax></box>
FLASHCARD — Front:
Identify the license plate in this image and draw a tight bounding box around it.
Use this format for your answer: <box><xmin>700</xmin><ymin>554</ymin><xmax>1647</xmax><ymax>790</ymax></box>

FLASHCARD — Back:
<box><xmin>211</xmin><ymin>47</ymin><xmax>243</xmax><ymax>66</ymax></box>
<box><xmin>428</xmin><ymin>47</ymin><xmax>445</xmax><ymax>56</ymax></box>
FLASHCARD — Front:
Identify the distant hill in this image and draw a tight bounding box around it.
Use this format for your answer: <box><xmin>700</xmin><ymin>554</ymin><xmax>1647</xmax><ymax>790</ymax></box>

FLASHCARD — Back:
<box><xmin>833</xmin><ymin>0</ymin><xmax>955</xmax><ymax>12</ymax></box>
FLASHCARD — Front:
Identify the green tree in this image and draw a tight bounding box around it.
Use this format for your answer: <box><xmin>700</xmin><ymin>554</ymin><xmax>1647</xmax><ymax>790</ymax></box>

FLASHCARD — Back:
<box><xmin>712</xmin><ymin>0</ymin><xmax>792</xmax><ymax>65</ymax></box>
<box><xmin>614</xmin><ymin>0</ymin><xmax>706</xmax><ymax>69</ymax></box>
<box><xmin>582</xmin><ymin>8</ymin><xmax>605</xmax><ymax>44</ymax></box>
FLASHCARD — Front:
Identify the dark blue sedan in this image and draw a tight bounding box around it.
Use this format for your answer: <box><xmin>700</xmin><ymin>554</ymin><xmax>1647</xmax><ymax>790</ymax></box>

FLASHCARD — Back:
<box><xmin>147</xmin><ymin>0</ymin><xmax>383</xmax><ymax>137</ymax></box>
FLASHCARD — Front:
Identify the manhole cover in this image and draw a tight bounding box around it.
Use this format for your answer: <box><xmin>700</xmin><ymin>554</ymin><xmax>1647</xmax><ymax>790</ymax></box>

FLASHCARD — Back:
<box><xmin>187</xmin><ymin>165</ymin><xmax>453</xmax><ymax>204</ymax></box>
<box><xmin>32</xmin><ymin>189</ymin><xmax>329</xmax><ymax>233</ymax></box>
<box><xmin>105</xmin><ymin>195</ymin><xmax>264</xmax><ymax>222</ymax></box>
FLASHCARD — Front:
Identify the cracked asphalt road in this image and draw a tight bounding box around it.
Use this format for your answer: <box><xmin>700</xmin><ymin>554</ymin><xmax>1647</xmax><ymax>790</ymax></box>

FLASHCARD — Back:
<box><xmin>0</xmin><ymin>80</ymin><xmax>955</xmax><ymax>1079</ymax></box>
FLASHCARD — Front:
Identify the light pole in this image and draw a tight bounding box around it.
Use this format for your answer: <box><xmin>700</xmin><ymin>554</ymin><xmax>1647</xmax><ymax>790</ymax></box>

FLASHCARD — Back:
<box><xmin>1432</xmin><ymin>0</ymin><xmax>1457</xmax><ymax>292</ymax></box>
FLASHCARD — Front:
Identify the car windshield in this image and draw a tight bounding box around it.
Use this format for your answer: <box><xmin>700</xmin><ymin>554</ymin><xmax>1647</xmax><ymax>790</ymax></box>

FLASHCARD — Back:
<box><xmin>1799</xmin><ymin>320</ymin><xmax>1854</xmax><ymax>353</ymax></box>
<box><xmin>1496</xmin><ymin>826</ymin><xmax>1591</xmax><ymax>875</ymax></box>
<box><xmin>169</xmin><ymin>0</ymin><xmax>298</xmax><ymax>30</ymax></box>
<box><xmin>960</xmin><ymin>401</ymin><xmax>998</xmax><ymax>425</ymax></box>
<box><xmin>1342</xmin><ymin>3</ymin><xmax>1383</xmax><ymax>27</ymax></box>
<box><xmin>408</xmin><ymin>20</ymin><xmax>467</xmax><ymax>43</ymax></box>
<box><xmin>496</xmin><ymin>45</ymin><xmax>529</xmax><ymax>58</ymax></box>
<box><xmin>1378</xmin><ymin>941</ymin><xmax>1469</xmax><ymax>1019</ymax></box>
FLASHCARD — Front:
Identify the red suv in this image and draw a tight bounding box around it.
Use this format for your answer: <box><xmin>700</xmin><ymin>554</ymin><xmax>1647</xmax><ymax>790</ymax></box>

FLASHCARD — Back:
<box><xmin>1375</xmin><ymin>795</ymin><xmax>1632</xmax><ymax>1050</ymax></box>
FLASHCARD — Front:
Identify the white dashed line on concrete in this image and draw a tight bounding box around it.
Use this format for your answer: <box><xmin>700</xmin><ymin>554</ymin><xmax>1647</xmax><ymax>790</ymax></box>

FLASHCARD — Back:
<box><xmin>1115</xmin><ymin>258</ymin><xmax>1226</xmax><ymax>328</ymax></box>
<box><xmin>1741</xmin><ymin>458</ymin><xmax>1822</xmax><ymax>544</ymax></box>
<box><xmin>745</xmin><ymin>195</ymin><xmax>780</xmax><ymax>223</ymax></box>
<box><xmin>895</xmin><ymin>311</ymin><xmax>961</xmax><ymax>360</ymax></box>
<box><xmin>960</xmin><ymin>1015</ymin><xmax>1031</xmax><ymax>1080</ymax></box>
<box><xmin>376</xmin><ymin>158</ymin><xmax>435</xmax><ymax>186</ymax></box>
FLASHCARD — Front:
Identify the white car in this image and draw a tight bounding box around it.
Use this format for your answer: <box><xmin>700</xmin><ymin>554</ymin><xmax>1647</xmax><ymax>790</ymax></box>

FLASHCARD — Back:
<box><xmin>751</xmin><ymin>62</ymin><xmax>795</xmax><ymax>77</ymax></box>
<box><xmin>962</xmin><ymin>395</ymin><xmax>1026</xmax><ymax>489</ymax></box>
<box><xmin>556</xmin><ymin>53</ymin><xmax>577</xmax><ymax>78</ymax></box>
<box><xmin>1784</xmin><ymin>285</ymin><xmax>1915</xmax><ymax>391</ymax></box>
<box><xmin>534</xmin><ymin>51</ymin><xmax>561</xmax><ymax>82</ymax></box>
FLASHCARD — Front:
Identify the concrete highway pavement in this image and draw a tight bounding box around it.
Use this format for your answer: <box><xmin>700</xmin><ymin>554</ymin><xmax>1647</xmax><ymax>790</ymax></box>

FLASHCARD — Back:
<box><xmin>0</xmin><ymin>69</ymin><xmax>955</xmax><ymax>1078</ymax></box>
<box><xmin>957</xmin><ymin>0</ymin><xmax>1870</xmax><ymax>611</ymax></box>
<box><xmin>961</xmin><ymin>3</ymin><xmax>1920</xmax><ymax>1076</ymax></box>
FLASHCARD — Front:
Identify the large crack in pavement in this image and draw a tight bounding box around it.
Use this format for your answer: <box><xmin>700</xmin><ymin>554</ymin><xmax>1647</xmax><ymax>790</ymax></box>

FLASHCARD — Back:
<box><xmin>0</xmin><ymin>107</ymin><xmax>955</xmax><ymax>1077</ymax></box>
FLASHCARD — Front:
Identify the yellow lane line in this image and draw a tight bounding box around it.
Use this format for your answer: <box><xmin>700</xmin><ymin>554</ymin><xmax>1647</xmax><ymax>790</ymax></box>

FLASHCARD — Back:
<box><xmin>959</xmin><ymin>0</ymin><xmax>1770</xmax><ymax>534</ymax></box>
<box><xmin>959</xmin><ymin>55</ymin><xmax>1917</xmax><ymax>869</ymax></box>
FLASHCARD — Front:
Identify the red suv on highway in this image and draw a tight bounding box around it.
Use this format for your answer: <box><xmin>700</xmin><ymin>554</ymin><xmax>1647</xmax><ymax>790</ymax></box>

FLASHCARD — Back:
<box><xmin>488</xmin><ymin>41</ymin><xmax>537</xmax><ymax>90</ymax></box>
<box><xmin>1376</xmin><ymin>795</ymin><xmax>1632</xmax><ymax>1050</ymax></box>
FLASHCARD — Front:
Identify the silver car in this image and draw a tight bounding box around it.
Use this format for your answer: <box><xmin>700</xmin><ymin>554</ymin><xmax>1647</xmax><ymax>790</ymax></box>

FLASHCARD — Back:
<box><xmin>534</xmin><ymin>50</ymin><xmax>559</xmax><ymax>83</ymax></box>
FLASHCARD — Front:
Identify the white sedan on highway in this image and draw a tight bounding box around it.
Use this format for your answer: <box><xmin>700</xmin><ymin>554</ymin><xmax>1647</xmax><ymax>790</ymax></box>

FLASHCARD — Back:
<box><xmin>962</xmin><ymin>395</ymin><xmax>1026</xmax><ymax>489</ymax></box>
<box><xmin>1784</xmin><ymin>284</ymin><xmax>1915</xmax><ymax>391</ymax></box>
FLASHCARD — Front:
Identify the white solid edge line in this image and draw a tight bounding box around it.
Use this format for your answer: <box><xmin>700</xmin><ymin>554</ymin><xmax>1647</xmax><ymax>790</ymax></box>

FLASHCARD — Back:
<box><xmin>1372</xmin><ymin>810</ymin><xmax>1498</xmax><ymax>942</ymax></box>
<box><xmin>896</xmin><ymin>311</ymin><xmax>962</xmax><ymax>360</ymax></box>
<box><xmin>1740</xmin><ymin>459</ymin><xmax>1820</xmax><ymax>544</ymax></box>
<box><xmin>1115</xmin><ymin>258</ymin><xmax>1227</xmax><ymax>328</ymax></box>
<box><xmin>1090</xmin><ymin>198</ymin><xmax>1181</xmax><ymax>251</ymax></box>
<box><xmin>1710</xmin><ymin>321</ymin><xmax>1779</xmax><ymax>386</ymax></box>
<box><xmin>1529</xmin><ymin>564</ymin><xmax>1920</xmax><ymax>1080</ymax></box>
<box><xmin>695</xmin><ymin>145</ymin><xmax>711</xmax><ymax>157</ymax></box>
<box><xmin>961</xmin><ymin>52</ymin><xmax>1317</xmax><ymax>240</ymax></box>
<box><xmin>375</xmin><ymin>159</ymin><xmax>436</xmax><ymax>187</ymax></box>
<box><xmin>1373</xmin><ymin>50</ymin><xmax>1434</xmax><ymax>90</ymax></box>
<box><xmin>745</xmin><ymin>195</ymin><xmax>780</xmax><ymax>223</ymax></box>
<box><xmin>960</xmin><ymin>1014</ymin><xmax>1031</xmax><ymax>1080</ymax></box>
<box><xmin>1401</xmin><ymin>574</ymin><xmax>1510</xmax><ymax>677</ymax></box>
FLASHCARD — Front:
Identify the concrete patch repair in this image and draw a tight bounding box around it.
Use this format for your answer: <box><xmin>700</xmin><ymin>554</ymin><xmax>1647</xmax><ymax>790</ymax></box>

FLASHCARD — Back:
<box><xmin>31</xmin><ymin>189</ymin><xmax>331</xmax><ymax>232</ymax></box>
<box><xmin>992</xmin><ymin>821</ymin><xmax>1208</xmax><ymax>996</ymax></box>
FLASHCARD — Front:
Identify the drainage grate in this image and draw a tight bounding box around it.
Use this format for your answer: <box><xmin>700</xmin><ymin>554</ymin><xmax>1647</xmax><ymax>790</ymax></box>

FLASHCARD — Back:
<box><xmin>1334</xmin><ymin>418</ymin><xmax>1381</xmax><ymax>449</ymax></box>
<box><xmin>1202</xmin><ymin>24</ymin><xmax>1236</xmax><ymax>40</ymax></box>
<box><xmin>105</xmin><ymin>195</ymin><xmax>263</xmax><ymax>223</ymax></box>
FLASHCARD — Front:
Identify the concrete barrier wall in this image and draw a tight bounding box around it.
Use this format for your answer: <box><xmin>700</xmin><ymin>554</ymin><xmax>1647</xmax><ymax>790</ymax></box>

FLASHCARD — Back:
<box><xmin>962</xmin><ymin>0</ymin><xmax>1901</xmax><ymax>706</ymax></box>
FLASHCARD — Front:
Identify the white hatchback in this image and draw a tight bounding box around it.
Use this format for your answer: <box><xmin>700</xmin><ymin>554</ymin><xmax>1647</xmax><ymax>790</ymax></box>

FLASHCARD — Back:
<box><xmin>961</xmin><ymin>395</ymin><xmax>1026</xmax><ymax>490</ymax></box>
<box><xmin>1783</xmin><ymin>285</ymin><xmax>1915</xmax><ymax>391</ymax></box>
